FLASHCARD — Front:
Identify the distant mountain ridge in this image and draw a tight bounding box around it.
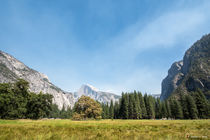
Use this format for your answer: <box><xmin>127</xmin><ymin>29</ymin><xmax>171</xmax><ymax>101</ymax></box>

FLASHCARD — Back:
<box><xmin>160</xmin><ymin>34</ymin><xmax>210</xmax><ymax>100</ymax></box>
<box><xmin>0</xmin><ymin>50</ymin><xmax>120</xmax><ymax>109</ymax></box>
<box><xmin>74</xmin><ymin>84</ymin><xmax>120</xmax><ymax>104</ymax></box>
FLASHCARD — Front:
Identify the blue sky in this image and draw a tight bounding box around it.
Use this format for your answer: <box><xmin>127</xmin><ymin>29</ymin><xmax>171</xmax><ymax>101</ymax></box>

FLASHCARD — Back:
<box><xmin>0</xmin><ymin>0</ymin><xmax>210</xmax><ymax>95</ymax></box>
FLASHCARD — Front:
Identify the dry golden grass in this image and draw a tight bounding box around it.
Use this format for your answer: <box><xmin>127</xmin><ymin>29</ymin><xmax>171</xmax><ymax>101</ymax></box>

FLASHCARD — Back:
<box><xmin>0</xmin><ymin>119</ymin><xmax>209</xmax><ymax>140</ymax></box>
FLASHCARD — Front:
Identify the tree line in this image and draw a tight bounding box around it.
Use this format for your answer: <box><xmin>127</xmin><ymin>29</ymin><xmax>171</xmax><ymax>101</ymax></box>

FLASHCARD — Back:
<box><xmin>101</xmin><ymin>90</ymin><xmax>210</xmax><ymax>119</ymax></box>
<box><xmin>0</xmin><ymin>79</ymin><xmax>209</xmax><ymax>120</ymax></box>
<box><xmin>0</xmin><ymin>79</ymin><xmax>73</xmax><ymax>119</ymax></box>
<box><xmin>0</xmin><ymin>79</ymin><xmax>89</xmax><ymax>120</ymax></box>
<box><xmin>0</xmin><ymin>79</ymin><xmax>53</xmax><ymax>119</ymax></box>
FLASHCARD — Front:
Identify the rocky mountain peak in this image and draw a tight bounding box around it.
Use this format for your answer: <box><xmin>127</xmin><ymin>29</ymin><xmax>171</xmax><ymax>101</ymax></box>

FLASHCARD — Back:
<box><xmin>160</xmin><ymin>34</ymin><xmax>210</xmax><ymax>100</ymax></box>
<box><xmin>0</xmin><ymin>50</ymin><xmax>74</xmax><ymax>109</ymax></box>
<box><xmin>79</xmin><ymin>84</ymin><xmax>99</xmax><ymax>92</ymax></box>
<box><xmin>0</xmin><ymin>50</ymin><xmax>120</xmax><ymax>109</ymax></box>
<box><xmin>74</xmin><ymin>84</ymin><xmax>120</xmax><ymax>104</ymax></box>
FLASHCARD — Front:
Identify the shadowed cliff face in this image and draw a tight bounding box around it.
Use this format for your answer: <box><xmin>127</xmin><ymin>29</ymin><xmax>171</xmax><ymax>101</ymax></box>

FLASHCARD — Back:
<box><xmin>161</xmin><ymin>34</ymin><xmax>210</xmax><ymax>100</ymax></box>
<box><xmin>161</xmin><ymin>61</ymin><xmax>184</xmax><ymax>100</ymax></box>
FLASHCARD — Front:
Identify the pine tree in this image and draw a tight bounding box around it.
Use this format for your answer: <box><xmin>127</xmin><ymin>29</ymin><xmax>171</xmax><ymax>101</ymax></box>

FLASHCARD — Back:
<box><xmin>180</xmin><ymin>94</ymin><xmax>190</xmax><ymax>119</ymax></box>
<box><xmin>174</xmin><ymin>99</ymin><xmax>183</xmax><ymax>119</ymax></box>
<box><xmin>66</xmin><ymin>106</ymin><xmax>73</xmax><ymax>119</ymax></box>
<box><xmin>169</xmin><ymin>98</ymin><xmax>175</xmax><ymax>119</ymax></box>
<box><xmin>155</xmin><ymin>98</ymin><xmax>161</xmax><ymax>119</ymax></box>
<box><xmin>60</xmin><ymin>105</ymin><xmax>67</xmax><ymax>119</ymax></box>
<box><xmin>134</xmin><ymin>91</ymin><xmax>142</xmax><ymax>119</ymax></box>
<box><xmin>144</xmin><ymin>94</ymin><xmax>155</xmax><ymax>119</ymax></box>
<box><xmin>165</xmin><ymin>100</ymin><xmax>172</xmax><ymax>118</ymax></box>
<box><xmin>105</xmin><ymin>103</ymin><xmax>110</xmax><ymax>119</ymax></box>
<box><xmin>192</xmin><ymin>90</ymin><xmax>209</xmax><ymax>119</ymax></box>
<box><xmin>119</xmin><ymin>93</ymin><xmax>129</xmax><ymax>119</ymax></box>
<box><xmin>138</xmin><ymin>92</ymin><xmax>147</xmax><ymax>119</ymax></box>
<box><xmin>109</xmin><ymin>100</ymin><xmax>114</xmax><ymax>119</ymax></box>
<box><xmin>49</xmin><ymin>104</ymin><xmax>60</xmax><ymax>118</ymax></box>
<box><xmin>186</xmin><ymin>94</ymin><xmax>198</xmax><ymax>119</ymax></box>
<box><xmin>161</xmin><ymin>102</ymin><xmax>167</xmax><ymax>118</ymax></box>
<box><xmin>119</xmin><ymin>93</ymin><xmax>124</xmax><ymax>119</ymax></box>
<box><xmin>101</xmin><ymin>103</ymin><xmax>106</xmax><ymax>119</ymax></box>
<box><xmin>128</xmin><ymin>94</ymin><xmax>134</xmax><ymax>119</ymax></box>
<box><xmin>114</xmin><ymin>101</ymin><xmax>119</xmax><ymax>119</ymax></box>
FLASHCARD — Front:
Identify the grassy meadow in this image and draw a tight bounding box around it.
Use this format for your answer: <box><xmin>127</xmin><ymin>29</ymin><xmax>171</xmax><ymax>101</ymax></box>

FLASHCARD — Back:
<box><xmin>0</xmin><ymin>119</ymin><xmax>209</xmax><ymax>140</ymax></box>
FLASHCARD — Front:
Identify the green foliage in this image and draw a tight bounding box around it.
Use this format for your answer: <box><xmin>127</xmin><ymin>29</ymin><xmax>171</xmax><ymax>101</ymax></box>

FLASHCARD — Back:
<box><xmin>48</xmin><ymin>104</ymin><xmax>73</xmax><ymax>119</ymax></box>
<box><xmin>27</xmin><ymin>92</ymin><xmax>53</xmax><ymax>119</ymax></box>
<box><xmin>138</xmin><ymin>92</ymin><xmax>147</xmax><ymax>119</ymax></box>
<box><xmin>134</xmin><ymin>91</ymin><xmax>142</xmax><ymax>119</ymax></box>
<box><xmin>73</xmin><ymin>95</ymin><xmax>102</xmax><ymax>120</ymax></box>
<box><xmin>144</xmin><ymin>94</ymin><xmax>155</xmax><ymax>119</ymax></box>
<box><xmin>161</xmin><ymin>101</ymin><xmax>167</xmax><ymax>118</ymax></box>
<box><xmin>114</xmin><ymin>101</ymin><xmax>120</xmax><ymax>119</ymax></box>
<box><xmin>155</xmin><ymin>98</ymin><xmax>161</xmax><ymax>119</ymax></box>
<box><xmin>165</xmin><ymin>100</ymin><xmax>172</xmax><ymax>118</ymax></box>
<box><xmin>101</xmin><ymin>103</ymin><xmax>109</xmax><ymax>119</ymax></box>
<box><xmin>49</xmin><ymin>104</ymin><xmax>60</xmax><ymax>118</ymax></box>
<box><xmin>0</xmin><ymin>79</ymin><xmax>53</xmax><ymax>119</ymax></box>
<box><xmin>192</xmin><ymin>89</ymin><xmax>210</xmax><ymax>119</ymax></box>
<box><xmin>186</xmin><ymin>94</ymin><xmax>198</xmax><ymax>119</ymax></box>
<box><xmin>174</xmin><ymin>99</ymin><xmax>183</xmax><ymax>119</ymax></box>
<box><xmin>101</xmin><ymin>89</ymin><xmax>210</xmax><ymax>120</ymax></box>
<box><xmin>109</xmin><ymin>100</ymin><xmax>114</xmax><ymax>119</ymax></box>
<box><xmin>119</xmin><ymin>93</ymin><xmax>129</xmax><ymax>119</ymax></box>
<box><xmin>1</xmin><ymin>80</ymin><xmax>209</xmax><ymax>120</ymax></box>
<box><xmin>128</xmin><ymin>94</ymin><xmax>134</xmax><ymax>119</ymax></box>
<box><xmin>180</xmin><ymin>94</ymin><xmax>190</xmax><ymax>119</ymax></box>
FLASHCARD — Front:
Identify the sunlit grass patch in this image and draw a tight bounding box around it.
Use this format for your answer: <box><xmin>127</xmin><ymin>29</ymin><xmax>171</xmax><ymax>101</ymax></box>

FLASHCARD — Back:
<box><xmin>0</xmin><ymin>119</ymin><xmax>209</xmax><ymax>140</ymax></box>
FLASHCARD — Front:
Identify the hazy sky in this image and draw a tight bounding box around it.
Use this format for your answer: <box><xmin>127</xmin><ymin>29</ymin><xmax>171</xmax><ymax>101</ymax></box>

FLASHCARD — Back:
<box><xmin>0</xmin><ymin>0</ymin><xmax>210</xmax><ymax>95</ymax></box>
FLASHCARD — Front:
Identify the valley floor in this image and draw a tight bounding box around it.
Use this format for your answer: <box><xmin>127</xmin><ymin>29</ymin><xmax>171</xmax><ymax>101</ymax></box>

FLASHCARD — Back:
<box><xmin>0</xmin><ymin>119</ymin><xmax>209</xmax><ymax>140</ymax></box>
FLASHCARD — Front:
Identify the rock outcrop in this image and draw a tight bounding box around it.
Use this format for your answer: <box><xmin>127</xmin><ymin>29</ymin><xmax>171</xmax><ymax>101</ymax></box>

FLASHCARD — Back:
<box><xmin>161</xmin><ymin>61</ymin><xmax>184</xmax><ymax>100</ymax></box>
<box><xmin>74</xmin><ymin>84</ymin><xmax>120</xmax><ymax>104</ymax></box>
<box><xmin>0</xmin><ymin>50</ymin><xmax>120</xmax><ymax>108</ymax></box>
<box><xmin>0</xmin><ymin>51</ymin><xmax>75</xmax><ymax>109</ymax></box>
<box><xmin>160</xmin><ymin>34</ymin><xmax>210</xmax><ymax>100</ymax></box>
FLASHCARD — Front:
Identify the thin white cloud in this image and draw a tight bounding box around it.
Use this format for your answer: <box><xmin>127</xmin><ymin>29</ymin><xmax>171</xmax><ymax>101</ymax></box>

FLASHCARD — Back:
<box><xmin>95</xmin><ymin>1</ymin><xmax>210</xmax><ymax>94</ymax></box>
<box><xmin>108</xmin><ymin>1</ymin><xmax>210</xmax><ymax>54</ymax></box>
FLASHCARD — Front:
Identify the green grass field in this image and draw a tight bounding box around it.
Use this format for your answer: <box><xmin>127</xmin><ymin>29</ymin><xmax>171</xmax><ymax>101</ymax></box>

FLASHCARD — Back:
<box><xmin>0</xmin><ymin>119</ymin><xmax>209</xmax><ymax>140</ymax></box>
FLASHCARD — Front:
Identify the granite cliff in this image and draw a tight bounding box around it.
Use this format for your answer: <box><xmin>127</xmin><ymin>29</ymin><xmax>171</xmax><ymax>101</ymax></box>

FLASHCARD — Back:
<box><xmin>74</xmin><ymin>84</ymin><xmax>120</xmax><ymax>104</ymax></box>
<box><xmin>0</xmin><ymin>51</ymin><xmax>119</xmax><ymax>109</ymax></box>
<box><xmin>160</xmin><ymin>34</ymin><xmax>210</xmax><ymax>100</ymax></box>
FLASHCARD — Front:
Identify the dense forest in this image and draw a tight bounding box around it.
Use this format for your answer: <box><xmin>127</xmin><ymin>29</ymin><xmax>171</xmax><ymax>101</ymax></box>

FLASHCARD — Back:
<box><xmin>102</xmin><ymin>91</ymin><xmax>210</xmax><ymax>119</ymax></box>
<box><xmin>0</xmin><ymin>80</ymin><xmax>210</xmax><ymax>119</ymax></box>
<box><xmin>0</xmin><ymin>79</ymin><xmax>73</xmax><ymax>119</ymax></box>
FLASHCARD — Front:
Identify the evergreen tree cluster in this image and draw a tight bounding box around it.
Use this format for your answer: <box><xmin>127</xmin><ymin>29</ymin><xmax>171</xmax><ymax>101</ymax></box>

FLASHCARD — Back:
<box><xmin>49</xmin><ymin>104</ymin><xmax>73</xmax><ymax>119</ymax></box>
<box><xmin>101</xmin><ymin>90</ymin><xmax>210</xmax><ymax>119</ymax></box>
